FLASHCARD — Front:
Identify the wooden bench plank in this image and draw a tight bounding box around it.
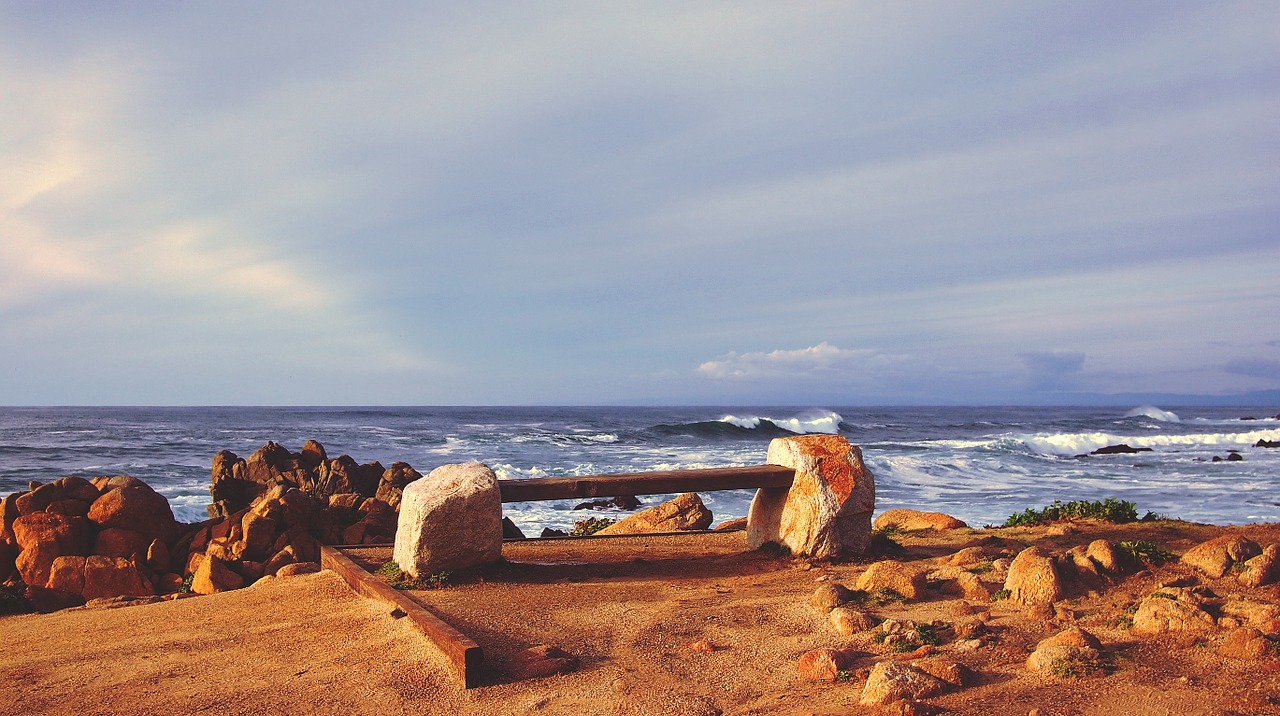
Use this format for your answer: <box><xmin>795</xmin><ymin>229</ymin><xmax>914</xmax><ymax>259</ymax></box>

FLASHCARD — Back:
<box><xmin>497</xmin><ymin>464</ymin><xmax>794</xmax><ymax>503</ymax></box>
<box><xmin>320</xmin><ymin>546</ymin><xmax>484</xmax><ymax>688</ymax></box>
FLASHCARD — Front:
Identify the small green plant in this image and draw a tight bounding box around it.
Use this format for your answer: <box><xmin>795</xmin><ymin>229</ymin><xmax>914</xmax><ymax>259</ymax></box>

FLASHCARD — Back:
<box><xmin>834</xmin><ymin>669</ymin><xmax>855</xmax><ymax>683</ymax></box>
<box><xmin>1150</xmin><ymin>591</ymin><xmax>1177</xmax><ymax>600</ymax></box>
<box><xmin>1230</xmin><ymin>560</ymin><xmax>1249</xmax><ymax>574</ymax></box>
<box><xmin>966</xmin><ymin>560</ymin><xmax>994</xmax><ymax>574</ymax></box>
<box><xmin>914</xmin><ymin>623</ymin><xmax>944</xmax><ymax>647</ymax></box>
<box><xmin>1050</xmin><ymin>653</ymin><xmax>1104</xmax><ymax>678</ymax></box>
<box><xmin>0</xmin><ymin>584</ymin><xmax>32</xmax><ymax>615</ymax></box>
<box><xmin>849</xmin><ymin>587</ymin><xmax>905</xmax><ymax>608</ymax></box>
<box><xmin>1003</xmin><ymin>498</ymin><xmax>1138</xmax><ymax>527</ymax></box>
<box><xmin>568</xmin><ymin>516</ymin><xmax>615</xmax><ymax>537</ymax></box>
<box><xmin>872</xmin><ymin>630</ymin><xmax>890</xmax><ymax>644</ymax></box>
<box><xmin>376</xmin><ymin>561</ymin><xmax>449</xmax><ymax>590</ymax></box>
<box><xmin>1117</xmin><ymin>540</ymin><xmax>1176</xmax><ymax>566</ymax></box>
<box><xmin>992</xmin><ymin>588</ymin><xmax>1011</xmax><ymax>601</ymax></box>
<box><xmin>178</xmin><ymin>574</ymin><xmax>195</xmax><ymax>594</ymax></box>
<box><xmin>759</xmin><ymin>541</ymin><xmax>791</xmax><ymax>558</ymax></box>
<box><xmin>868</xmin><ymin>527</ymin><xmax>904</xmax><ymax>555</ymax></box>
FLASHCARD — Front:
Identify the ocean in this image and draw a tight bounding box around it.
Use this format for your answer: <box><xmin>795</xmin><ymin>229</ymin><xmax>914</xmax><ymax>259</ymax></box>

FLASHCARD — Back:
<box><xmin>1</xmin><ymin>405</ymin><xmax>1277</xmax><ymax>532</ymax></box>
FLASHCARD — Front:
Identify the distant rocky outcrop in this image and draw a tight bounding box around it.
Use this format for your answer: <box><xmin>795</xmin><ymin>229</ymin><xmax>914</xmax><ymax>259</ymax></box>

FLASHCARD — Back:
<box><xmin>596</xmin><ymin>492</ymin><xmax>713</xmax><ymax>535</ymax></box>
<box><xmin>874</xmin><ymin>509</ymin><xmax>967</xmax><ymax>532</ymax></box>
<box><xmin>1090</xmin><ymin>444</ymin><xmax>1152</xmax><ymax>455</ymax></box>
<box><xmin>209</xmin><ymin>440</ymin><xmax>415</xmax><ymax>519</ymax></box>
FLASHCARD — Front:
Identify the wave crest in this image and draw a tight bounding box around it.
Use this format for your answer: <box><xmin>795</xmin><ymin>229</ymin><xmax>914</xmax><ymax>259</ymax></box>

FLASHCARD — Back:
<box><xmin>1124</xmin><ymin>405</ymin><xmax>1181</xmax><ymax>423</ymax></box>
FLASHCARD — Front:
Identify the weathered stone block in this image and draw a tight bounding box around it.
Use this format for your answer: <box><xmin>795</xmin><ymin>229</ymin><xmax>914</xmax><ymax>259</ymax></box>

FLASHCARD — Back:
<box><xmin>393</xmin><ymin>462</ymin><xmax>502</xmax><ymax>577</ymax></box>
<box><xmin>746</xmin><ymin>434</ymin><xmax>875</xmax><ymax>559</ymax></box>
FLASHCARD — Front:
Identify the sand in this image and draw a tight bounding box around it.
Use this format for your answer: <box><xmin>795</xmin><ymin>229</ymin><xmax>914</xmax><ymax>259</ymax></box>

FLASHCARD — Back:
<box><xmin>4</xmin><ymin>522</ymin><xmax>1280</xmax><ymax>715</ymax></box>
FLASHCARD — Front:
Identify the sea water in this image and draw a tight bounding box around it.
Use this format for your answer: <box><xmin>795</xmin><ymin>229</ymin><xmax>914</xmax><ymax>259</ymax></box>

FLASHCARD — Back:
<box><xmin>1</xmin><ymin>405</ymin><xmax>1277</xmax><ymax>531</ymax></box>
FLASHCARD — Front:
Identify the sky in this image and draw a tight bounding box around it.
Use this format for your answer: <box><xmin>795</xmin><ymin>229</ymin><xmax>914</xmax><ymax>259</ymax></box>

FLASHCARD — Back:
<box><xmin>2</xmin><ymin>2</ymin><xmax>1278</xmax><ymax>406</ymax></box>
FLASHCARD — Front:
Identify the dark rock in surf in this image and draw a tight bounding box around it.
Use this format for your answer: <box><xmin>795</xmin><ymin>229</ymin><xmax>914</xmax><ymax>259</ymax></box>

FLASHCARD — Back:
<box><xmin>502</xmin><ymin>516</ymin><xmax>526</xmax><ymax>540</ymax></box>
<box><xmin>1227</xmin><ymin>451</ymin><xmax>1244</xmax><ymax>462</ymax></box>
<box><xmin>1256</xmin><ymin>439</ymin><xmax>1280</xmax><ymax>448</ymax></box>
<box><xmin>1091</xmin><ymin>444</ymin><xmax>1152</xmax><ymax>455</ymax></box>
<box><xmin>572</xmin><ymin>495</ymin><xmax>641</xmax><ymax>511</ymax></box>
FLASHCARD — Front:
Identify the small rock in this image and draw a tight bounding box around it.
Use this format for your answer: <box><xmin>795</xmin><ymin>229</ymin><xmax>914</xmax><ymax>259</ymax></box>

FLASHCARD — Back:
<box><xmin>810</xmin><ymin>582</ymin><xmax>854</xmax><ymax>610</ymax></box>
<box><xmin>1003</xmin><ymin>547</ymin><xmax>1062</xmax><ymax>606</ymax></box>
<box><xmin>856</xmin><ymin>560</ymin><xmax>927</xmax><ymax>600</ymax></box>
<box><xmin>860</xmin><ymin>661</ymin><xmax>948</xmax><ymax>706</ymax></box>
<box><xmin>688</xmin><ymin>640</ymin><xmax>715</xmax><ymax>654</ymax></box>
<box><xmin>946</xmin><ymin>547</ymin><xmax>987</xmax><ymax>566</ymax></box>
<box><xmin>873</xmin><ymin>509</ymin><xmax>967</xmax><ymax>532</ymax></box>
<box><xmin>1238</xmin><ymin>544</ymin><xmax>1279</xmax><ymax>587</ymax></box>
<box><xmin>831</xmin><ymin>606</ymin><xmax>875</xmax><ymax>635</ymax></box>
<box><xmin>713</xmin><ymin>517</ymin><xmax>748</xmax><ymax>532</ymax></box>
<box><xmin>911</xmin><ymin>658</ymin><xmax>971</xmax><ymax>687</ymax></box>
<box><xmin>797</xmin><ymin>647</ymin><xmax>856</xmax><ymax>682</ymax></box>
<box><xmin>1218</xmin><ymin>627</ymin><xmax>1271</xmax><ymax>659</ymax></box>
<box><xmin>1131</xmin><ymin>588</ymin><xmax>1216</xmax><ymax>634</ymax></box>
<box><xmin>1090</xmin><ymin>444</ymin><xmax>1152</xmax><ymax>455</ymax></box>
<box><xmin>1181</xmin><ymin>535</ymin><xmax>1262</xmax><ymax>578</ymax></box>
<box><xmin>276</xmin><ymin>562</ymin><xmax>321</xmax><ymax>577</ymax></box>
<box><xmin>597</xmin><ymin>492</ymin><xmax>712</xmax><ymax>535</ymax></box>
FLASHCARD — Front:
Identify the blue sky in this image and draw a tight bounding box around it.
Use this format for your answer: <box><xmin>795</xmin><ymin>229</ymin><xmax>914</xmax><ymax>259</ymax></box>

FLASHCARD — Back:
<box><xmin>2</xmin><ymin>2</ymin><xmax>1278</xmax><ymax>405</ymax></box>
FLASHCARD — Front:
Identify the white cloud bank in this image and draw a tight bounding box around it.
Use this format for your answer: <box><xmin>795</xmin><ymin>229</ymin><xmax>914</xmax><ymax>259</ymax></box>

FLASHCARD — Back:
<box><xmin>698</xmin><ymin>342</ymin><xmax>907</xmax><ymax>380</ymax></box>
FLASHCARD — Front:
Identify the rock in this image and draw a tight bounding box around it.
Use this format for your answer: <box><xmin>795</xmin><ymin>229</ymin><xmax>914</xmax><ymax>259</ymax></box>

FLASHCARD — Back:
<box><xmin>714</xmin><ymin>517</ymin><xmax>748</xmax><ymax>532</ymax></box>
<box><xmin>13</xmin><ymin>511</ymin><xmax>91</xmax><ymax>588</ymax></box>
<box><xmin>1090</xmin><ymin>444</ymin><xmax>1152</xmax><ymax>455</ymax></box>
<box><xmin>810</xmin><ymin>582</ymin><xmax>855</xmax><ymax>610</ymax></box>
<box><xmin>1256</xmin><ymin>439</ymin><xmax>1280</xmax><ymax>448</ymax></box>
<box><xmin>1038</xmin><ymin>626</ymin><xmax>1102</xmax><ymax>650</ymax></box>
<box><xmin>1085</xmin><ymin>540</ymin><xmax>1120</xmax><ymax>573</ymax></box>
<box><xmin>156</xmin><ymin>572</ymin><xmax>184</xmax><ymax>593</ymax></box>
<box><xmin>502</xmin><ymin>516</ymin><xmax>526</xmax><ymax>540</ymax></box>
<box><xmin>208</xmin><ymin>449</ymin><xmax>258</xmax><ymax>518</ymax></box>
<box><xmin>860</xmin><ymin>661</ymin><xmax>948</xmax><ymax>706</ymax></box>
<box><xmin>2</xmin><ymin>492</ymin><xmax>20</xmax><ymax>544</ymax></box>
<box><xmin>912</xmin><ymin>658</ymin><xmax>971</xmax><ymax>687</ymax></box>
<box><xmin>952</xmin><ymin>572</ymin><xmax>991</xmax><ymax>602</ymax></box>
<box><xmin>1026</xmin><ymin>644</ymin><xmax>1102</xmax><ymax>676</ymax></box>
<box><xmin>328</xmin><ymin>493</ymin><xmax>363</xmax><ymax>511</ymax></box>
<box><xmin>276</xmin><ymin>562</ymin><xmax>322</xmax><ymax>577</ymax></box>
<box><xmin>1239</xmin><ymin>544</ymin><xmax>1279</xmax><ymax>587</ymax></box>
<box><xmin>81</xmin><ymin>555</ymin><xmax>153</xmax><ymax>600</ymax></box>
<box><xmin>873</xmin><ymin>701</ymin><xmax>938</xmax><ymax>716</ymax></box>
<box><xmin>393</xmin><ymin>462</ymin><xmax>503</xmax><ymax>577</ymax></box>
<box><xmin>1219</xmin><ymin>598</ymin><xmax>1280</xmax><ymax>626</ymax></box>
<box><xmin>0</xmin><ymin>540</ymin><xmax>16</xmax><ymax>578</ymax></box>
<box><xmin>87</xmin><ymin>483</ymin><xmax>176</xmax><ymax>544</ymax></box>
<box><xmin>45</xmin><ymin>499</ymin><xmax>91</xmax><ymax>517</ymax></box>
<box><xmin>240</xmin><ymin>512</ymin><xmax>278</xmax><ymax>561</ymax></box>
<box><xmin>946</xmin><ymin>547</ymin><xmax>988</xmax><ymax>566</ymax></box>
<box><xmin>300</xmin><ymin>439</ymin><xmax>328</xmax><ymax>469</ymax></box>
<box><xmin>1131</xmin><ymin>588</ymin><xmax>1216</xmax><ymax>633</ymax></box>
<box><xmin>505</xmin><ymin>645</ymin><xmax>579</xmax><ymax>679</ymax></box>
<box><xmin>1219</xmin><ymin>627</ymin><xmax>1272</xmax><ymax>659</ymax></box>
<box><xmin>24</xmin><ymin>584</ymin><xmax>84</xmax><ymax>613</ymax></box>
<box><xmin>747</xmin><ymin>434</ymin><xmax>875</xmax><ymax>559</ymax></box>
<box><xmin>16</xmin><ymin>477</ymin><xmax>99</xmax><ymax>515</ymax></box>
<box><xmin>597</xmin><ymin>492</ymin><xmax>713</xmax><ymax>535</ymax></box>
<box><xmin>797</xmin><ymin>647</ymin><xmax>856</xmax><ymax>682</ymax></box>
<box><xmin>1181</xmin><ymin>535</ymin><xmax>1262</xmax><ymax>578</ymax></box>
<box><xmin>857</xmin><ymin>560</ymin><xmax>927</xmax><ymax>600</ymax></box>
<box><xmin>47</xmin><ymin>555</ymin><xmax>87</xmax><ymax>594</ymax></box>
<box><xmin>1227</xmin><ymin>451</ymin><xmax>1244</xmax><ymax>461</ymax></box>
<box><xmin>831</xmin><ymin>606</ymin><xmax>875</xmax><ymax>635</ymax></box>
<box><xmin>374</xmin><ymin>462</ymin><xmax>422</xmax><ymax>511</ymax></box>
<box><xmin>92</xmin><ymin>528</ymin><xmax>150</xmax><ymax>559</ymax></box>
<box><xmin>318</xmin><ymin>455</ymin><xmax>384</xmax><ymax>500</ymax></box>
<box><xmin>1003</xmin><ymin>547</ymin><xmax>1062</xmax><ymax>606</ymax></box>
<box><xmin>191</xmin><ymin>554</ymin><xmax>245</xmax><ymax>595</ymax></box>
<box><xmin>874</xmin><ymin>509</ymin><xmax>966</xmax><ymax>532</ymax></box>
<box><xmin>688</xmin><ymin>640</ymin><xmax>715</xmax><ymax>654</ymax></box>
<box><xmin>539</xmin><ymin>528</ymin><xmax>566</xmax><ymax>538</ymax></box>
<box><xmin>572</xmin><ymin>495</ymin><xmax>641</xmax><ymax>511</ymax></box>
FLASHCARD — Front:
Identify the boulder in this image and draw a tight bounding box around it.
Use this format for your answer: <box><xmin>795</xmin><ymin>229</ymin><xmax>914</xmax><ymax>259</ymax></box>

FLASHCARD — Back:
<box><xmin>16</xmin><ymin>477</ymin><xmax>99</xmax><ymax>515</ymax></box>
<box><xmin>1219</xmin><ymin>627</ymin><xmax>1272</xmax><ymax>660</ymax></box>
<box><xmin>87</xmin><ymin>483</ymin><xmax>176</xmax><ymax>544</ymax></box>
<box><xmin>92</xmin><ymin>528</ymin><xmax>150</xmax><ymax>559</ymax></box>
<box><xmin>13</xmin><ymin>511</ymin><xmax>91</xmax><ymax>588</ymax></box>
<box><xmin>0</xmin><ymin>540</ymin><xmax>16</xmax><ymax>579</ymax></box>
<box><xmin>209</xmin><ymin>449</ymin><xmax>258</xmax><ymax>518</ymax></box>
<box><xmin>831</xmin><ymin>606</ymin><xmax>876</xmax><ymax>635</ymax></box>
<box><xmin>1026</xmin><ymin>644</ymin><xmax>1101</xmax><ymax>676</ymax></box>
<box><xmin>502</xmin><ymin>517</ymin><xmax>526</xmax><ymax>540</ymax></box>
<box><xmin>191</xmin><ymin>554</ymin><xmax>245</xmax><ymax>595</ymax></box>
<box><xmin>946</xmin><ymin>547</ymin><xmax>988</xmax><ymax>567</ymax></box>
<box><xmin>873</xmin><ymin>509</ymin><xmax>966</xmax><ymax>532</ymax></box>
<box><xmin>797</xmin><ymin>647</ymin><xmax>857</xmax><ymax>682</ymax></box>
<box><xmin>810</xmin><ymin>582</ymin><xmax>855</xmax><ymax>610</ymax></box>
<box><xmin>81</xmin><ymin>556</ymin><xmax>153</xmax><ymax>600</ymax></box>
<box><xmin>1181</xmin><ymin>535</ymin><xmax>1262</xmax><ymax>578</ymax></box>
<box><xmin>1238</xmin><ymin>544</ymin><xmax>1279</xmax><ymax>587</ymax></box>
<box><xmin>318</xmin><ymin>455</ymin><xmax>384</xmax><ymax>500</ymax></box>
<box><xmin>505</xmin><ymin>645</ymin><xmax>579</xmax><ymax>679</ymax></box>
<box><xmin>747</xmin><ymin>434</ymin><xmax>876</xmax><ymax>559</ymax></box>
<box><xmin>1090</xmin><ymin>444</ymin><xmax>1152</xmax><ymax>455</ymax></box>
<box><xmin>596</xmin><ymin>493</ymin><xmax>713</xmax><ymax>535</ymax></box>
<box><xmin>857</xmin><ymin>560</ymin><xmax>927</xmax><ymax>601</ymax></box>
<box><xmin>393</xmin><ymin>462</ymin><xmax>503</xmax><ymax>577</ymax></box>
<box><xmin>240</xmin><ymin>512</ymin><xmax>278</xmax><ymax>562</ymax></box>
<box><xmin>714</xmin><ymin>517</ymin><xmax>748</xmax><ymax>532</ymax></box>
<box><xmin>1085</xmin><ymin>540</ymin><xmax>1119</xmax><ymax>573</ymax></box>
<box><xmin>374</xmin><ymin>462</ymin><xmax>422</xmax><ymax>511</ymax></box>
<box><xmin>2</xmin><ymin>492</ymin><xmax>20</xmax><ymax>543</ymax></box>
<box><xmin>1256</xmin><ymin>439</ymin><xmax>1280</xmax><ymax>448</ymax></box>
<box><xmin>860</xmin><ymin>661</ymin><xmax>948</xmax><ymax>706</ymax></box>
<box><xmin>47</xmin><ymin>555</ymin><xmax>87</xmax><ymax>594</ymax></box>
<box><xmin>1131</xmin><ymin>588</ymin><xmax>1216</xmax><ymax>634</ymax></box>
<box><xmin>1003</xmin><ymin>547</ymin><xmax>1062</xmax><ymax>606</ymax></box>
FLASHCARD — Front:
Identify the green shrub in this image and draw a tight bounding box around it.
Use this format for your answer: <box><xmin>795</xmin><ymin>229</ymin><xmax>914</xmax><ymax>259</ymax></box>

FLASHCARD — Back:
<box><xmin>569</xmin><ymin>517</ymin><xmax>615</xmax><ymax>537</ymax></box>
<box><xmin>1003</xmin><ymin>498</ymin><xmax>1138</xmax><ymax>527</ymax></box>
<box><xmin>376</xmin><ymin>561</ymin><xmax>449</xmax><ymax>590</ymax></box>
<box><xmin>992</xmin><ymin>588</ymin><xmax>1011</xmax><ymax>601</ymax></box>
<box><xmin>178</xmin><ymin>574</ymin><xmax>195</xmax><ymax>594</ymax></box>
<box><xmin>1117</xmin><ymin>540</ymin><xmax>1176</xmax><ymax>566</ymax></box>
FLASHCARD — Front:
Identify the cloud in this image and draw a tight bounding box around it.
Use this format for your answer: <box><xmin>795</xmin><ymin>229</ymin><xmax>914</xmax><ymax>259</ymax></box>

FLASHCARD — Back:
<box><xmin>698</xmin><ymin>342</ymin><xmax>906</xmax><ymax>381</ymax></box>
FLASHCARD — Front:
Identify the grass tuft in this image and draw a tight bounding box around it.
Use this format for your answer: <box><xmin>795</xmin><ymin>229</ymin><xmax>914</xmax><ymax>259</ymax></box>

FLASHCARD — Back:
<box><xmin>376</xmin><ymin>561</ymin><xmax>450</xmax><ymax>590</ymax></box>
<box><xmin>568</xmin><ymin>516</ymin><xmax>615</xmax><ymax>537</ymax></box>
<box><xmin>1117</xmin><ymin>540</ymin><xmax>1177</xmax><ymax>567</ymax></box>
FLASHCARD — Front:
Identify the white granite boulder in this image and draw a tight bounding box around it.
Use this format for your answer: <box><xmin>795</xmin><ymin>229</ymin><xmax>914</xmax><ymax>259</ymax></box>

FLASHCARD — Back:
<box><xmin>393</xmin><ymin>462</ymin><xmax>502</xmax><ymax>577</ymax></box>
<box><xmin>746</xmin><ymin>434</ymin><xmax>875</xmax><ymax>559</ymax></box>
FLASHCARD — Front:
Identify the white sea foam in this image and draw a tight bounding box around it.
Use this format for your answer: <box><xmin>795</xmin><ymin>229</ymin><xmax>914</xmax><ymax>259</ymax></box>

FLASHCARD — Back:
<box><xmin>718</xmin><ymin>409</ymin><xmax>843</xmax><ymax>434</ymax></box>
<box><xmin>1019</xmin><ymin>429</ymin><xmax>1280</xmax><ymax>456</ymax></box>
<box><xmin>1124</xmin><ymin>405</ymin><xmax>1181</xmax><ymax>423</ymax></box>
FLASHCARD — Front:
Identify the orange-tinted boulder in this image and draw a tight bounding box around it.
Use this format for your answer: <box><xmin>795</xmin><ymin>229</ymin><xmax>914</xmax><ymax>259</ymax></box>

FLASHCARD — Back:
<box><xmin>82</xmin><ymin>555</ymin><xmax>153</xmax><ymax>600</ymax></box>
<box><xmin>92</xmin><ymin>528</ymin><xmax>150</xmax><ymax>559</ymax></box>
<box><xmin>13</xmin><ymin>512</ymin><xmax>91</xmax><ymax>587</ymax></box>
<box><xmin>87</xmin><ymin>483</ymin><xmax>176</xmax><ymax>543</ymax></box>
<box><xmin>191</xmin><ymin>554</ymin><xmax>244</xmax><ymax>594</ymax></box>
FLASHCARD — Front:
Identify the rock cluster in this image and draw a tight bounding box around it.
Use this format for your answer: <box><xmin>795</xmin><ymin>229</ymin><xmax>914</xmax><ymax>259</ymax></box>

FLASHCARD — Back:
<box><xmin>3</xmin><ymin>440</ymin><xmax>416</xmax><ymax>612</ymax></box>
<box><xmin>597</xmin><ymin>492</ymin><xmax>713</xmax><ymax>535</ymax></box>
<box><xmin>209</xmin><ymin>440</ymin><xmax>420</xmax><ymax>519</ymax></box>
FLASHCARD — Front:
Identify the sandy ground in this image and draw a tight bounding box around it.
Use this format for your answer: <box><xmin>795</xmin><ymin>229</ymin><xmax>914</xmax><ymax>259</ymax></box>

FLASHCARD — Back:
<box><xmin>4</xmin><ymin>522</ymin><xmax>1280</xmax><ymax>715</ymax></box>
